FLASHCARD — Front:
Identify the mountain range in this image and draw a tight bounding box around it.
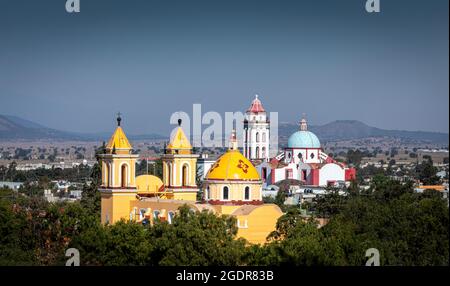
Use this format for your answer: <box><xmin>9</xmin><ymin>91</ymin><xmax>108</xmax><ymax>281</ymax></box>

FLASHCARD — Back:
<box><xmin>0</xmin><ymin>115</ymin><xmax>448</xmax><ymax>144</ymax></box>
<box><xmin>279</xmin><ymin>120</ymin><xmax>448</xmax><ymax>144</ymax></box>
<box><xmin>0</xmin><ymin>115</ymin><xmax>165</xmax><ymax>141</ymax></box>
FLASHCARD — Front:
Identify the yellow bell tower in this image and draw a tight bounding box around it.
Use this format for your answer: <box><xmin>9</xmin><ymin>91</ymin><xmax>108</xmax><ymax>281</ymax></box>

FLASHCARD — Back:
<box><xmin>98</xmin><ymin>113</ymin><xmax>138</xmax><ymax>224</ymax></box>
<box><xmin>162</xmin><ymin>119</ymin><xmax>199</xmax><ymax>201</ymax></box>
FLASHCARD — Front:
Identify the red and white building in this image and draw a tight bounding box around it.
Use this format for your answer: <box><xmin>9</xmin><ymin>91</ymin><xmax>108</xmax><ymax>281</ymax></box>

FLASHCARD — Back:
<box><xmin>243</xmin><ymin>95</ymin><xmax>270</xmax><ymax>161</ymax></box>
<box><xmin>244</xmin><ymin>99</ymin><xmax>356</xmax><ymax>187</ymax></box>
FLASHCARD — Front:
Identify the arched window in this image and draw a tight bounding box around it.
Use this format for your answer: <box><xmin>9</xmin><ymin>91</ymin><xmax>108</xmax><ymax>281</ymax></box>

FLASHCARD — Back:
<box><xmin>121</xmin><ymin>164</ymin><xmax>128</xmax><ymax>188</ymax></box>
<box><xmin>167</xmin><ymin>163</ymin><xmax>172</xmax><ymax>186</ymax></box>
<box><xmin>256</xmin><ymin>132</ymin><xmax>260</xmax><ymax>142</ymax></box>
<box><xmin>182</xmin><ymin>164</ymin><xmax>189</xmax><ymax>186</ymax></box>
<box><xmin>262</xmin><ymin>132</ymin><xmax>266</xmax><ymax>142</ymax></box>
<box><xmin>256</xmin><ymin>147</ymin><xmax>260</xmax><ymax>158</ymax></box>
<box><xmin>261</xmin><ymin>147</ymin><xmax>266</xmax><ymax>158</ymax></box>
<box><xmin>244</xmin><ymin>186</ymin><xmax>250</xmax><ymax>200</ymax></box>
<box><xmin>105</xmin><ymin>163</ymin><xmax>110</xmax><ymax>187</ymax></box>
<box><xmin>205</xmin><ymin>187</ymin><xmax>210</xmax><ymax>200</ymax></box>
<box><xmin>153</xmin><ymin>210</ymin><xmax>160</xmax><ymax>222</ymax></box>
<box><xmin>223</xmin><ymin>186</ymin><xmax>229</xmax><ymax>200</ymax></box>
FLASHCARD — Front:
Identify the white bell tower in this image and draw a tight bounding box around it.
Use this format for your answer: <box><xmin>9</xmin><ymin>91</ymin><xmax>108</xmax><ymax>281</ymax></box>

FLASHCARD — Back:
<box><xmin>243</xmin><ymin>94</ymin><xmax>270</xmax><ymax>161</ymax></box>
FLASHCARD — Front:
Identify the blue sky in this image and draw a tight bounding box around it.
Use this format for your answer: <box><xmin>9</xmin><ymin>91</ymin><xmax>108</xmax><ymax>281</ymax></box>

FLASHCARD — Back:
<box><xmin>0</xmin><ymin>0</ymin><xmax>448</xmax><ymax>135</ymax></box>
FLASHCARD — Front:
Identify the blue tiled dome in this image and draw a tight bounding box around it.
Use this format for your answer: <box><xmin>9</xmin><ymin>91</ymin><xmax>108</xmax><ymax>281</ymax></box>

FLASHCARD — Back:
<box><xmin>287</xmin><ymin>131</ymin><xmax>321</xmax><ymax>148</ymax></box>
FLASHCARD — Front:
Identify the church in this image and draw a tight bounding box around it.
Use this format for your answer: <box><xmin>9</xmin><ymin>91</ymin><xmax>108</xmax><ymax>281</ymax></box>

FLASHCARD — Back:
<box><xmin>242</xmin><ymin>95</ymin><xmax>356</xmax><ymax>188</ymax></box>
<box><xmin>97</xmin><ymin>96</ymin><xmax>355</xmax><ymax>244</ymax></box>
<box><xmin>98</xmin><ymin>114</ymin><xmax>282</xmax><ymax>245</ymax></box>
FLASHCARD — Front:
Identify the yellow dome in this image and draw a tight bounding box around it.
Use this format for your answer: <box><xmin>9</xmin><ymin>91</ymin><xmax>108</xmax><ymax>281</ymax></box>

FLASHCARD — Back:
<box><xmin>206</xmin><ymin>150</ymin><xmax>260</xmax><ymax>181</ymax></box>
<box><xmin>136</xmin><ymin>175</ymin><xmax>163</xmax><ymax>194</ymax></box>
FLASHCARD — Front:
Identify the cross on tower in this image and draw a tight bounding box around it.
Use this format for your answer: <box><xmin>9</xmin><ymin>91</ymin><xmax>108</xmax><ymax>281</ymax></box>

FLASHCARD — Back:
<box><xmin>117</xmin><ymin>112</ymin><xmax>122</xmax><ymax>126</ymax></box>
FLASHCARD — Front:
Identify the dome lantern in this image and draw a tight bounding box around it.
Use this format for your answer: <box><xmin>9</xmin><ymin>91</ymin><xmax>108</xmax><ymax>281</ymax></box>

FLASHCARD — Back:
<box><xmin>300</xmin><ymin>113</ymin><xmax>308</xmax><ymax>131</ymax></box>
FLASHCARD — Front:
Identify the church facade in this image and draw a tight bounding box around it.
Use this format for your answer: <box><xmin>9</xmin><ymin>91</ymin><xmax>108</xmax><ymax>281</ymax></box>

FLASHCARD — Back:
<box><xmin>98</xmin><ymin>115</ymin><xmax>282</xmax><ymax>245</ymax></box>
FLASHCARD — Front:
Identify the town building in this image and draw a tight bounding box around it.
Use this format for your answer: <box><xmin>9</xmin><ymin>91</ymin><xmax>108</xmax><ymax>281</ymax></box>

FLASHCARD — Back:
<box><xmin>0</xmin><ymin>181</ymin><xmax>23</xmax><ymax>190</ymax></box>
<box><xmin>197</xmin><ymin>153</ymin><xmax>217</xmax><ymax>180</ymax></box>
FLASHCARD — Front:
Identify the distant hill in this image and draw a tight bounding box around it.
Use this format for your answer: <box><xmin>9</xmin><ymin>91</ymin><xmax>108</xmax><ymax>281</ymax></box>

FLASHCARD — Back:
<box><xmin>0</xmin><ymin>115</ymin><xmax>166</xmax><ymax>141</ymax></box>
<box><xmin>279</xmin><ymin>120</ymin><xmax>449</xmax><ymax>144</ymax></box>
<box><xmin>1</xmin><ymin>115</ymin><xmax>447</xmax><ymax>144</ymax></box>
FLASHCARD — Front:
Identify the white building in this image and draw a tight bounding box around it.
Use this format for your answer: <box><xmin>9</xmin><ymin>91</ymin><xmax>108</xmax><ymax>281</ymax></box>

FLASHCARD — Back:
<box><xmin>197</xmin><ymin>153</ymin><xmax>217</xmax><ymax>180</ymax></box>
<box><xmin>0</xmin><ymin>181</ymin><xmax>23</xmax><ymax>190</ymax></box>
<box><xmin>243</xmin><ymin>95</ymin><xmax>270</xmax><ymax>161</ymax></box>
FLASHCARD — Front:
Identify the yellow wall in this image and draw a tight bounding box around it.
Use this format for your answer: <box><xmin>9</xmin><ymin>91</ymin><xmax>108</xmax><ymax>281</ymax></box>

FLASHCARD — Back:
<box><xmin>234</xmin><ymin>204</ymin><xmax>283</xmax><ymax>244</ymax></box>
<box><xmin>101</xmin><ymin>191</ymin><xmax>137</xmax><ymax>224</ymax></box>
<box><xmin>162</xmin><ymin>156</ymin><xmax>198</xmax><ymax>187</ymax></box>
<box><xmin>172</xmin><ymin>191</ymin><xmax>198</xmax><ymax>201</ymax></box>
<box><xmin>213</xmin><ymin>205</ymin><xmax>241</xmax><ymax>215</ymax></box>
<box><xmin>205</xmin><ymin>181</ymin><xmax>262</xmax><ymax>202</ymax></box>
<box><xmin>101</xmin><ymin>156</ymin><xmax>137</xmax><ymax>188</ymax></box>
<box><xmin>99</xmin><ymin>144</ymin><xmax>138</xmax><ymax>224</ymax></box>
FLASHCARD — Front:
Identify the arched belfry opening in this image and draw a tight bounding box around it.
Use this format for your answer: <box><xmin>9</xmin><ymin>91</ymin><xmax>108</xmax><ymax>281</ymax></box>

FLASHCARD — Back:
<box><xmin>105</xmin><ymin>163</ymin><xmax>110</xmax><ymax>187</ymax></box>
<box><xmin>121</xmin><ymin>164</ymin><xmax>128</xmax><ymax>188</ymax></box>
<box><xmin>182</xmin><ymin>164</ymin><xmax>189</xmax><ymax>186</ymax></box>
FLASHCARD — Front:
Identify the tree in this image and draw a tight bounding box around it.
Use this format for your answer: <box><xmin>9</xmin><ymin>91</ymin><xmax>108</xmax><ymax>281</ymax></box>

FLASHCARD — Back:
<box><xmin>80</xmin><ymin>163</ymin><xmax>101</xmax><ymax>216</ymax></box>
<box><xmin>0</xmin><ymin>170</ymin><xmax>448</xmax><ymax>266</ymax></box>
<box><xmin>69</xmin><ymin>205</ymin><xmax>247</xmax><ymax>266</ymax></box>
<box><xmin>346</xmin><ymin>149</ymin><xmax>363</xmax><ymax>166</ymax></box>
<box><xmin>409</xmin><ymin>152</ymin><xmax>418</xmax><ymax>158</ymax></box>
<box><xmin>311</xmin><ymin>188</ymin><xmax>348</xmax><ymax>218</ymax></box>
<box><xmin>416</xmin><ymin>158</ymin><xmax>440</xmax><ymax>185</ymax></box>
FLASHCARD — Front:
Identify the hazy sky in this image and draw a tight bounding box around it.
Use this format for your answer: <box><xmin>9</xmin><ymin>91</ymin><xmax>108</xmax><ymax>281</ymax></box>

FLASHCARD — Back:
<box><xmin>0</xmin><ymin>0</ymin><xmax>448</xmax><ymax>135</ymax></box>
